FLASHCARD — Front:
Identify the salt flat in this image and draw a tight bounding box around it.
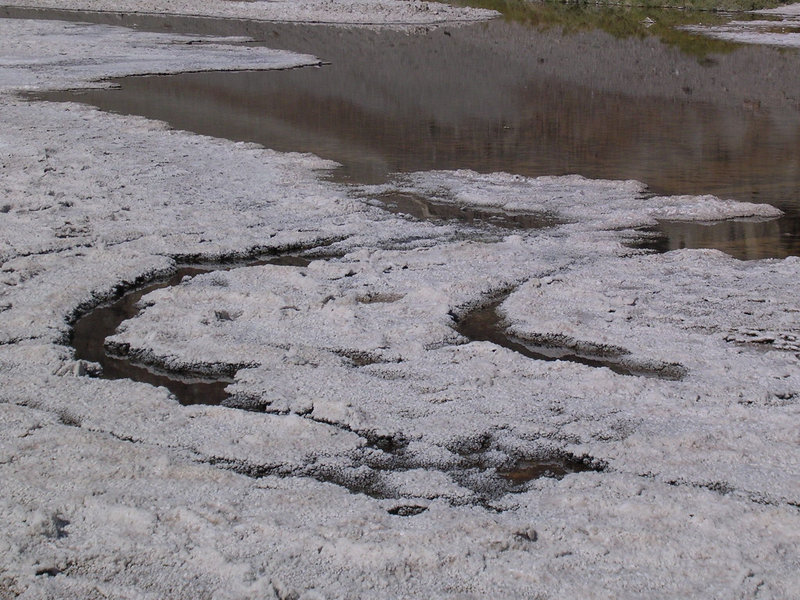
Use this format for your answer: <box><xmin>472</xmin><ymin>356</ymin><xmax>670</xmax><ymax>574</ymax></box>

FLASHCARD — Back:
<box><xmin>0</xmin><ymin>6</ymin><xmax>799</xmax><ymax>599</ymax></box>
<box><xmin>0</xmin><ymin>0</ymin><xmax>496</xmax><ymax>24</ymax></box>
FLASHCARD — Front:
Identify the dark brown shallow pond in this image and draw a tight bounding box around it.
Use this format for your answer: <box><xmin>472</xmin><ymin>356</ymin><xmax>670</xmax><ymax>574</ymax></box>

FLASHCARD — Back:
<box><xmin>23</xmin><ymin>6</ymin><xmax>800</xmax><ymax>259</ymax></box>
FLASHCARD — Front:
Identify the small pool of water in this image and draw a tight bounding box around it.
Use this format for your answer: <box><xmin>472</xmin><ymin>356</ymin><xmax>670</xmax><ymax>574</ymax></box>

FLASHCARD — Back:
<box><xmin>455</xmin><ymin>299</ymin><xmax>687</xmax><ymax>379</ymax></box>
<box><xmin>497</xmin><ymin>455</ymin><xmax>600</xmax><ymax>484</ymax></box>
<box><xmin>70</xmin><ymin>255</ymin><xmax>311</xmax><ymax>405</ymax></box>
<box><xmin>634</xmin><ymin>217</ymin><xmax>800</xmax><ymax>260</ymax></box>
<box><xmin>34</xmin><ymin>19</ymin><xmax>800</xmax><ymax>258</ymax></box>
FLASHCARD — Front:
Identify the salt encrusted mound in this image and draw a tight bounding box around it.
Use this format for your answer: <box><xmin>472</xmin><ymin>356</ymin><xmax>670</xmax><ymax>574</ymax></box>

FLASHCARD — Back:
<box><xmin>368</xmin><ymin>170</ymin><xmax>782</xmax><ymax>231</ymax></box>
<box><xmin>502</xmin><ymin>249</ymin><xmax>800</xmax><ymax>359</ymax></box>
<box><xmin>105</xmin><ymin>238</ymin><xmax>587</xmax><ymax>372</ymax></box>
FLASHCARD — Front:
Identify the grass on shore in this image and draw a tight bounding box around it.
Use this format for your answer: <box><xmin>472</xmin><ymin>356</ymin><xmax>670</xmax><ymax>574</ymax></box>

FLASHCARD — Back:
<box><xmin>449</xmin><ymin>0</ymin><xmax>784</xmax><ymax>57</ymax></box>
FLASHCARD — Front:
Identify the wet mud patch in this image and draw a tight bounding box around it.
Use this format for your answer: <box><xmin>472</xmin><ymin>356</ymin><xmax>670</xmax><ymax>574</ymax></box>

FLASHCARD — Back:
<box><xmin>497</xmin><ymin>455</ymin><xmax>601</xmax><ymax>485</ymax></box>
<box><xmin>387</xmin><ymin>504</ymin><xmax>428</xmax><ymax>517</ymax></box>
<box><xmin>446</xmin><ymin>447</ymin><xmax>606</xmax><ymax>501</ymax></box>
<box><xmin>208</xmin><ymin>403</ymin><xmax>605</xmax><ymax>504</ymax></box>
<box><xmin>454</xmin><ymin>299</ymin><xmax>687</xmax><ymax>380</ymax></box>
<box><xmin>35</xmin><ymin>567</ymin><xmax>62</xmax><ymax>578</ymax></box>
<box><xmin>321</xmin><ymin>454</ymin><xmax>604</xmax><ymax>504</ymax></box>
<box><xmin>69</xmin><ymin>254</ymin><xmax>313</xmax><ymax>406</ymax></box>
<box><xmin>334</xmin><ymin>349</ymin><xmax>391</xmax><ymax>368</ymax></box>
<box><xmin>331</xmin><ymin>434</ymin><xmax>605</xmax><ymax>504</ymax></box>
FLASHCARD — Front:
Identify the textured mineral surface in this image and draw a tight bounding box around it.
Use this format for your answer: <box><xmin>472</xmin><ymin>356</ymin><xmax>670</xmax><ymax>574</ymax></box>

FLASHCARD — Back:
<box><xmin>1</xmin><ymin>6</ymin><xmax>799</xmax><ymax>600</ymax></box>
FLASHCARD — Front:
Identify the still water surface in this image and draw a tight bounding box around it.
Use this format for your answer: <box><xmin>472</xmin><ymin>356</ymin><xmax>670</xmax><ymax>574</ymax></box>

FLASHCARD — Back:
<box><xmin>26</xmin><ymin>7</ymin><xmax>800</xmax><ymax>259</ymax></box>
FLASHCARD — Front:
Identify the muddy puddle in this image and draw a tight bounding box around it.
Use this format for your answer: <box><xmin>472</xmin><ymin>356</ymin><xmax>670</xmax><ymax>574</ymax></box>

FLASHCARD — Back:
<box><xmin>455</xmin><ymin>299</ymin><xmax>687</xmax><ymax>379</ymax></box>
<box><xmin>497</xmin><ymin>456</ymin><xmax>598</xmax><ymax>485</ymax></box>
<box><xmin>23</xmin><ymin>7</ymin><xmax>800</xmax><ymax>259</ymax></box>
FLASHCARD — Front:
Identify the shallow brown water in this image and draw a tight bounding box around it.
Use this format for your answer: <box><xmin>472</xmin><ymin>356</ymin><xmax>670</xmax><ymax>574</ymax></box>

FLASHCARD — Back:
<box><xmin>456</xmin><ymin>299</ymin><xmax>687</xmax><ymax>380</ymax></box>
<box><xmin>12</xmin><ymin>5</ymin><xmax>800</xmax><ymax>257</ymax></box>
<box><xmin>634</xmin><ymin>218</ymin><xmax>798</xmax><ymax>259</ymax></box>
<box><xmin>35</xmin><ymin>30</ymin><xmax>800</xmax><ymax>258</ymax></box>
<box><xmin>497</xmin><ymin>456</ymin><xmax>599</xmax><ymax>484</ymax></box>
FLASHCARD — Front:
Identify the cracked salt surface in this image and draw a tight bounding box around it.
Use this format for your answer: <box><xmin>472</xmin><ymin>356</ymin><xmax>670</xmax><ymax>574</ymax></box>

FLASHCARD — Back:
<box><xmin>1</xmin><ymin>10</ymin><xmax>800</xmax><ymax>600</ymax></box>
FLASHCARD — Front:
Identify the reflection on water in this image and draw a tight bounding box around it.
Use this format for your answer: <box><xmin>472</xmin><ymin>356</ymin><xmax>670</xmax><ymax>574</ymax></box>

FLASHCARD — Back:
<box><xmin>371</xmin><ymin>191</ymin><xmax>561</xmax><ymax>229</ymax></box>
<box><xmin>636</xmin><ymin>218</ymin><xmax>799</xmax><ymax>260</ymax></box>
<box><xmin>29</xmin><ymin>13</ymin><xmax>800</xmax><ymax>259</ymax></box>
<box><xmin>452</xmin><ymin>0</ymin><xmax>744</xmax><ymax>57</ymax></box>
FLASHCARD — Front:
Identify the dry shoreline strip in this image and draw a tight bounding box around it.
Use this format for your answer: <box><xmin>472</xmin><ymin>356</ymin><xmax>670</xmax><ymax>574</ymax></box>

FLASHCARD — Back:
<box><xmin>0</xmin><ymin>0</ymin><xmax>498</xmax><ymax>24</ymax></box>
<box><xmin>1</xmin><ymin>6</ymin><xmax>800</xmax><ymax>600</ymax></box>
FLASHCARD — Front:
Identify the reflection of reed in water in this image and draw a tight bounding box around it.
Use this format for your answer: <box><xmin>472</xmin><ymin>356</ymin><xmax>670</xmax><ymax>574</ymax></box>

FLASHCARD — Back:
<box><xmin>651</xmin><ymin>218</ymin><xmax>797</xmax><ymax>260</ymax></box>
<box><xmin>35</xmin><ymin>20</ymin><xmax>800</xmax><ymax>259</ymax></box>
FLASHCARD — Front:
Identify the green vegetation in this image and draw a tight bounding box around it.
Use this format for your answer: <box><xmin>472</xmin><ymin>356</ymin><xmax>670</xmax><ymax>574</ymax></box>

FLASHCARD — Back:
<box><xmin>449</xmin><ymin>0</ymin><xmax>776</xmax><ymax>57</ymax></box>
<box><xmin>454</xmin><ymin>0</ymin><xmax>789</xmax><ymax>13</ymax></box>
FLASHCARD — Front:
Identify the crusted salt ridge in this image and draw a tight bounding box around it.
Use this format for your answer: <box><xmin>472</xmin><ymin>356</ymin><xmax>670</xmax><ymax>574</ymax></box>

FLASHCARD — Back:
<box><xmin>502</xmin><ymin>249</ymin><xmax>800</xmax><ymax>365</ymax></box>
<box><xmin>0</xmin><ymin>0</ymin><xmax>498</xmax><ymax>25</ymax></box>
<box><xmin>0</xmin><ymin>19</ymin><xmax>322</xmax><ymax>93</ymax></box>
<box><xmin>105</xmin><ymin>237</ymin><xmax>588</xmax><ymax>371</ymax></box>
<box><xmin>368</xmin><ymin>170</ymin><xmax>782</xmax><ymax>231</ymax></box>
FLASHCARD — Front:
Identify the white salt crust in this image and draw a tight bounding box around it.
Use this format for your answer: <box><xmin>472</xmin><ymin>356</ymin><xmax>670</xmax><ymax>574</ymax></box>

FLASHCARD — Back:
<box><xmin>0</xmin><ymin>14</ymin><xmax>798</xmax><ymax>600</ymax></box>
<box><xmin>0</xmin><ymin>0</ymin><xmax>497</xmax><ymax>25</ymax></box>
